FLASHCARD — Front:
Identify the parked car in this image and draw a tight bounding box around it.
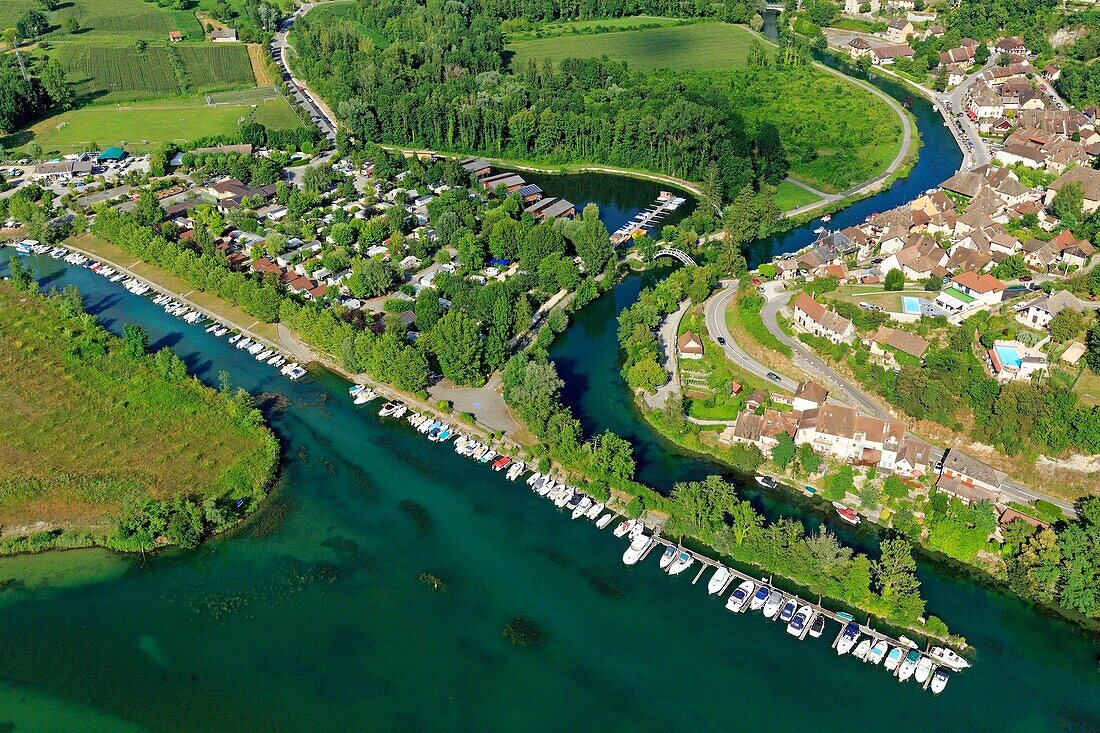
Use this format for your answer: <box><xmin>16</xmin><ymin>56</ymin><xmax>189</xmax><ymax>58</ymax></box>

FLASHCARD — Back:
<box><xmin>767</xmin><ymin>372</ymin><xmax>782</xmax><ymax>383</ymax></box>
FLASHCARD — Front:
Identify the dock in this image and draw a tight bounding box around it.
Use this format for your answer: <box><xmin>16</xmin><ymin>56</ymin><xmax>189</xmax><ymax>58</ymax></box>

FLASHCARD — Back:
<box><xmin>610</xmin><ymin>191</ymin><xmax>687</xmax><ymax>244</ymax></box>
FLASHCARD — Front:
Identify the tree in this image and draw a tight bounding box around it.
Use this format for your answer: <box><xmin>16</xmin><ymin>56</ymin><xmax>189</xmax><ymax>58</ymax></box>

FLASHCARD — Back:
<box><xmin>822</xmin><ymin>465</ymin><xmax>855</xmax><ymax>501</ymax></box>
<box><xmin>63</xmin><ymin>16</ymin><xmax>80</xmax><ymax>34</ymax></box>
<box><xmin>587</xmin><ymin>430</ymin><xmax>636</xmax><ymax>481</ymax></box>
<box><xmin>754</xmin><ymin>122</ymin><xmax>789</xmax><ymax>186</ymax></box>
<box><xmin>346</xmin><ymin>258</ymin><xmax>395</xmax><ymax>299</ymax></box>
<box><xmin>883</xmin><ymin>475</ymin><xmax>910</xmax><ymax>499</ymax></box>
<box><xmin>772</xmin><ymin>432</ymin><xmax>796</xmax><ymax>469</ymax></box>
<box><xmin>626</xmin><ymin>358</ymin><xmax>666</xmax><ymax>392</ymax></box>
<box><xmin>1051</xmin><ymin>183</ymin><xmax>1084</xmax><ymax>228</ymax></box>
<box><xmin>974</xmin><ymin>44</ymin><xmax>989</xmax><ymax>64</ymax></box>
<box><xmin>7</xmin><ymin>256</ymin><xmax>36</xmax><ymax>292</ymax></box>
<box><xmin>38</xmin><ymin>0</ymin><xmax>60</xmax><ymax>9</ymax></box>
<box><xmin>16</xmin><ymin>9</ymin><xmax>49</xmax><ymax>38</ymax></box>
<box><xmin>134</xmin><ymin>189</ymin><xmax>163</xmax><ymax>228</ymax></box>
<box><xmin>873</xmin><ymin>538</ymin><xmax>923</xmax><ymax>620</ymax></box>
<box><xmin>1086</xmin><ymin>324</ymin><xmax>1100</xmax><ymax>373</ymax></box>
<box><xmin>1048</xmin><ymin>309</ymin><xmax>1083</xmax><ymax>343</ymax></box>
<box><xmin>430</xmin><ymin>311</ymin><xmax>484</xmax><ymax>385</ymax></box>
<box><xmin>167</xmin><ymin>496</ymin><xmax>205</xmax><ymax>550</ymax></box>
<box><xmin>884</xmin><ymin>268</ymin><xmax>905</xmax><ymax>291</ymax></box>
<box><xmin>990</xmin><ymin>254</ymin><xmax>1028</xmax><ymax>280</ymax></box>
<box><xmin>122</xmin><ymin>324</ymin><xmax>149</xmax><ymax>359</ymax></box>
<box><xmin>569</xmin><ymin>204</ymin><xmax>614</xmax><ymax>275</ymax></box>
<box><xmin>796</xmin><ymin>442</ymin><xmax>820</xmax><ymax>474</ymax></box>
<box><xmin>414</xmin><ymin>288</ymin><xmax>443</xmax><ymax>331</ymax></box>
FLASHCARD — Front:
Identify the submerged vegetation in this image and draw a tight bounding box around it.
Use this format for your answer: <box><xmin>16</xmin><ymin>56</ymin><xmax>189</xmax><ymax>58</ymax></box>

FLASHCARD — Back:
<box><xmin>0</xmin><ymin>270</ymin><xmax>278</xmax><ymax>554</ymax></box>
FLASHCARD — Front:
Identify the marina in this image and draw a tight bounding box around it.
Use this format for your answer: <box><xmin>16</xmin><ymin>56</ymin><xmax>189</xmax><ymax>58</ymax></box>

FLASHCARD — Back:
<box><xmin>609</xmin><ymin>191</ymin><xmax>687</xmax><ymax>244</ymax></box>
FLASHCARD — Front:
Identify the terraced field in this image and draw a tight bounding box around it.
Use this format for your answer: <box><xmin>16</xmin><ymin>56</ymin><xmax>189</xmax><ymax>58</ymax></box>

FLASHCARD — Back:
<box><xmin>55</xmin><ymin>44</ymin><xmax>257</xmax><ymax>102</ymax></box>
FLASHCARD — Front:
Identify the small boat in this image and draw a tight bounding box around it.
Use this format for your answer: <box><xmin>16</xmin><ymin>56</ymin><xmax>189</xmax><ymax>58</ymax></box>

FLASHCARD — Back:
<box><xmin>571</xmin><ymin>496</ymin><xmax>592</xmax><ymax>520</ymax></box>
<box><xmin>750</xmin><ymin>585</ymin><xmax>770</xmax><ymax>611</ymax></box>
<box><xmin>884</xmin><ymin>646</ymin><xmax>904</xmax><ymax>672</ymax></box>
<box><xmin>834</xmin><ymin>504</ymin><xmax>861</xmax><ymax>525</ymax></box>
<box><xmin>349</xmin><ymin>384</ymin><xmax>366</xmax><ymax>396</ymax></box>
<box><xmin>763</xmin><ymin>592</ymin><xmax>784</xmax><ymax>619</ymax></box>
<box><xmin>206</xmin><ymin>324</ymin><xmax>219</xmax><ymax>333</ymax></box>
<box><xmin>708</xmin><ymin>567</ymin><xmax>731</xmax><ymax>595</ymax></box>
<box><xmin>786</xmin><ymin>605</ymin><xmax>813</xmax><ymax>637</ymax></box>
<box><xmin>379</xmin><ymin>401</ymin><xmax>400</xmax><ymax>417</ymax></box>
<box><xmin>914</xmin><ymin>656</ymin><xmax>934</xmax><ymax>685</ymax></box>
<box><xmin>929</xmin><ymin>646</ymin><xmax>970</xmax><ymax>670</ymax></box>
<box><xmin>755</xmin><ymin>476</ymin><xmax>777</xmax><ymax>489</ymax></box>
<box><xmin>595</xmin><ymin>513</ymin><xmax>613</xmax><ymax>529</ymax></box>
<box><xmin>813</xmin><ymin>226</ymin><xmax>826</xmax><ymax>235</ymax></box>
<box><xmin>215</xmin><ymin>327</ymin><xmax>229</xmax><ymax>337</ymax></box>
<box><xmin>658</xmin><ymin>545</ymin><xmax>677</xmax><ymax>570</ymax></box>
<box><xmin>436</xmin><ymin>426</ymin><xmax>453</xmax><ymax>442</ymax></box>
<box><xmin>554</xmin><ymin>488</ymin><xmax>573</xmax><ymax>508</ymax></box>
<box><xmin>256</xmin><ymin>349</ymin><xmax>274</xmax><ymax>361</ymax></box>
<box><xmin>526</xmin><ymin>472</ymin><xmax>541</xmax><ymax>486</ymax></box>
<box><xmin>725</xmin><ymin>580</ymin><xmax>755</xmax><ymax>613</ymax></box>
<box><xmin>421</xmin><ymin>420</ymin><xmax>441</xmax><ymax>436</ymax></box>
<box><xmin>808</xmin><ymin>613</ymin><xmax>825</xmax><ymax>638</ymax></box>
<box><xmin>491</xmin><ymin>455</ymin><xmax>510</xmax><ymax>471</ymax></box>
<box><xmin>622</xmin><ymin>533</ymin><xmax>652</xmax><ymax>566</ymax></box>
<box><xmin>821</xmin><ymin>213</ymin><xmax>831</xmax><ymax>222</ymax></box>
<box><xmin>836</xmin><ymin>622</ymin><xmax>860</xmax><ymax>655</ymax></box>
<box><xmin>668</xmin><ymin>551</ymin><xmax>694</xmax><ymax>576</ymax></box>
<box><xmin>930</xmin><ymin>668</ymin><xmax>949</xmax><ymax>694</ymax></box>
<box><xmin>778</xmin><ymin>598</ymin><xmax>798</xmax><ymax>624</ymax></box>
<box><xmin>852</xmin><ymin>639</ymin><xmax>872</xmax><ymax>660</ymax></box>
<box><xmin>479</xmin><ymin>449</ymin><xmax>496</xmax><ymax>464</ymax></box>
<box><xmin>236</xmin><ymin>338</ymin><xmax>253</xmax><ymax>350</ymax></box>
<box><xmin>866</xmin><ymin>640</ymin><xmax>889</xmax><ymax>665</ymax></box>
<box><xmin>614</xmin><ymin>520</ymin><xmax>634</xmax><ymax>538</ymax></box>
<box><xmin>628</xmin><ymin>522</ymin><xmax>644</xmax><ymax>540</ymax></box>
<box><xmin>391</xmin><ymin>405</ymin><xmax>408</xmax><ymax>419</ymax></box>
<box><xmin>285</xmin><ymin>364</ymin><xmax>306</xmax><ymax>380</ymax></box>
<box><xmin>506</xmin><ymin>461</ymin><xmax>525</xmax><ymax>481</ymax></box>
<box><xmin>897</xmin><ymin>650</ymin><xmax>921</xmax><ymax>682</ymax></box>
<box><xmin>586</xmin><ymin>501</ymin><xmax>604</xmax><ymax>520</ymax></box>
<box><xmin>354</xmin><ymin>390</ymin><xmax>376</xmax><ymax>404</ymax></box>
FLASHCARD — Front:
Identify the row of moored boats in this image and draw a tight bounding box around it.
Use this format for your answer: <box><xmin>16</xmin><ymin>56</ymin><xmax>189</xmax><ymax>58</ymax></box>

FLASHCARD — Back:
<box><xmin>14</xmin><ymin>244</ymin><xmax>308</xmax><ymax>381</ymax></box>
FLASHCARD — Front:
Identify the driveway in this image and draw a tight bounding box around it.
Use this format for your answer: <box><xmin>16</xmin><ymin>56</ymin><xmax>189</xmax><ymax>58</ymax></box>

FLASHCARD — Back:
<box><xmin>645</xmin><ymin>299</ymin><xmax>690</xmax><ymax>410</ymax></box>
<box><xmin>702</xmin><ymin>280</ymin><xmax>798</xmax><ymax>392</ymax></box>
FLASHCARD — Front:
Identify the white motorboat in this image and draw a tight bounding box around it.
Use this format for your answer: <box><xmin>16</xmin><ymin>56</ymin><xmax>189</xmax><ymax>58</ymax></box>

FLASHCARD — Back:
<box><xmin>866</xmin><ymin>640</ymin><xmax>889</xmax><ymax>665</ymax></box>
<box><xmin>628</xmin><ymin>522</ymin><xmax>644</xmax><ymax>540</ymax></box>
<box><xmin>526</xmin><ymin>471</ymin><xmax>541</xmax><ymax>486</ymax></box>
<box><xmin>852</xmin><ymin>639</ymin><xmax>872</xmax><ymax>661</ymax></box>
<box><xmin>586</xmin><ymin>501</ymin><xmax>604</xmax><ymax>520</ymax></box>
<box><xmin>537</xmin><ymin>479</ymin><xmax>553</xmax><ymax>497</ymax></box>
<box><xmin>667</xmin><ymin>551</ymin><xmax>694</xmax><ymax>576</ymax></box>
<box><xmin>897</xmin><ymin>650</ymin><xmax>921</xmax><ymax>682</ymax></box>
<box><xmin>228</xmin><ymin>333</ymin><xmax>241</xmax><ymax>345</ymax></box>
<box><xmin>914</xmin><ymin>656</ymin><xmax>934</xmax><ymax>685</ymax></box>
<box><xmin>506</xmin><ymin>461</ymin><xmax>525</xmax><ymax>481</ymax></box>
<box><xmin>750</xmin><ymin>585</ymin><xmax>771</xmax><ymax>611</ymax></box>
<box><xmin>236</xmin><ymin>337</ymin><xmax>252</xmax><ymax>350</ymax></box>
<box><xmin>658</xmin><ymin>545</ymin><xmax>677</xmax><ymax>570</ymax></box>
<box><xmin>554</xmin><ymin>488</ymin><xmax>573</xmax><ymax>508</ymax></box>
<box><xmin>378</xmin><ymin>401</ymin><xmax>400</xmax><ymax>417</ymax></box>
<box><xmin>808</xmin><ymin>613</ymin><xmax>825</xmax><ymax>638</ymax></box>
<box><xmin>786</xmin><ymin>605</ymin><xmax>814</xmax><ymax>637</ymax></box>
<box><xmin>884</xmin><ymin>646</ymin><xmax>904</xmax><ymax>672</ymax></box>
<box><xmin>778</xmin><ymin>598</ymin><xmax>798</xmax><ymax>624</ymax></box>
<box><xmin>479</xmin><ymin>449</ymin><xmax>496</xmax><ymax>463</ymax></box>
<box><xmin>256</xmin><ymin>349</ymin><xmax>274</xmax><ymax>361</ymax></box>
<box><xmin>755</xmin><ymin>475</ymin><xmax>777</xmax><ymax>489</ymax></box>
<box><xmin>725</xmin><ymin>580</ymin><xmax>755</xmax><ymax>613</ymax></box>
<box><xmin>930</xmin><ymin>668</ymin><xmax>949</xmax><ymax>694</ymax></box>
<box><xmin>622</xmin><ymin>533</ymin><xmax>652</xmax><ymax>566</ymax></box>
<box><xmin>836</xmin><ymin>622</ymin><xmax>860</xmax><ymax>655</ymax></box>
<box><xmin>215</xmin><ymin>327</ymin><xmax>229</xmax><ymax>337</ymax></box>
<box><xmin>708</xmin><ymin>567</ymin><xmax>731</xmax><ymax>595</ymax></box>
<box><xmin>354</xmin><ymin>389</ymin><xmax>376</xmax><ymax>404</ymax></box>
<box><xmin>762</xmin><ymin>592</ymin><xmax>784</xmax><ymax>619</ymax></box>
<box><xmin>595</xmin><ymin>513</ymin><xmax>613</xmax><ymax>529</ymax></box>
<box><xmin>571</xmin><ymin>496</ymin><xmax>592</xmax><ymax>520</ymax></box>
<box><xmin>929</xmin><ymin>646</ymin><xmax>970</xmax><ymax>670</ymax></box>
<box><xmin>392</xmin><ymin>405</ymin><xmax>408</xmax><ymax>419</ymax></box>
<box><xmin>614</xmin><ymin>520</ymin><xmax>634</xmax><ymax>538</ymax></box>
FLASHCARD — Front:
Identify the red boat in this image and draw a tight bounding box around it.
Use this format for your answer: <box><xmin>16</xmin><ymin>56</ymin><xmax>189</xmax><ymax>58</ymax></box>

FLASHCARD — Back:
<box><xmin>834</xmin><ymin>504</ymin><xmax>861</xmax><ymax>526</ymax></box>
<box><xmin>491</xmin><ymin>455</ymin><xmax>511</xmax><ymax>471</ymax></box>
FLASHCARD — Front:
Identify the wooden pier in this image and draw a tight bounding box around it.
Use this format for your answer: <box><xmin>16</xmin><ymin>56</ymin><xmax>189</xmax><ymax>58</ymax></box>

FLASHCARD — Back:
<box><xmin>610</xmin><ymin>192</ymin><xmax>687</xmax><ymax>244</ymax></box>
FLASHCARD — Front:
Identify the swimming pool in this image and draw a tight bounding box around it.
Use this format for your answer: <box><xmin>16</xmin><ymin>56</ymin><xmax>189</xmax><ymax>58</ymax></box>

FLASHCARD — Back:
<box><xmin>993</xmin><ymin>344</ymin><xmax>1022</xmax><ymax>369</ymax></box>
<box><xmin>902</xmin><ymin>296</ymin><xmax>921</xmax><ymax>315</ymax></box>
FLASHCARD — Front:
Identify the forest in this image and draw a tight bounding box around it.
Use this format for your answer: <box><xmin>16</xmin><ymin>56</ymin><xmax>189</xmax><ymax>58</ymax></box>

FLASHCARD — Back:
<box><xmin>290</xmin><ymin>0</ymin><xmax>791</xmax><ymax>203</ymax></box>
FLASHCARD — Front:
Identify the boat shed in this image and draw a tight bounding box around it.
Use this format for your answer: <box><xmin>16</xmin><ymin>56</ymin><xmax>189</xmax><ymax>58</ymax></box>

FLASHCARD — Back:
<box><xmin>97</xmin><ymin>146</ymin><xmax>126</xmax><ymax>162</ymax></box>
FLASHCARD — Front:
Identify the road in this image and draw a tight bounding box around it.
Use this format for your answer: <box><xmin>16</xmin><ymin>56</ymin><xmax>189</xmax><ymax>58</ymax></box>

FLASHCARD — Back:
<box><xmin>272</xmin><ymin>4</ymin><xmax>337</xmax><ymax>143</ymax></box>
<box><xmin>645</xmin><ymin>299</ymin><xmax>690</xmax><ymax>410</ymax></box>
<box><xmin>702</xmin><ymin>280</ymin><xmax>798</xmax><ymax>392</ymax></box>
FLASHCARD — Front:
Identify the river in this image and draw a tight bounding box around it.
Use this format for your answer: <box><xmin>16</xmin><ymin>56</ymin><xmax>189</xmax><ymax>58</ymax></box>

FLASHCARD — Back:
<box><xmin>0</xmin><ymin>46</ymin><xmax>1097</xmax><ymax>733</ymax></box>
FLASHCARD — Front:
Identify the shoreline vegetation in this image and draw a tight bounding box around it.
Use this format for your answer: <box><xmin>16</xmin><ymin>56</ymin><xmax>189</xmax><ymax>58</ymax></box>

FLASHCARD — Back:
<box><xmin>0</xmin><ymin>269</ymin><xmax>279</xmax><ymax>556</ymax></box>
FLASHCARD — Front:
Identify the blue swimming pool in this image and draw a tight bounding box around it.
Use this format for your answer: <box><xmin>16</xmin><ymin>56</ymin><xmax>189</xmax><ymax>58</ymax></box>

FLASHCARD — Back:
<box><xmin>902</xmin><ymin>296</ymin><xmax>921</xmax><ymax>315</ymax></box>
<box><xmin>993</xmin><ymin>344</ymin><xmax>1022</xmax><ymax>369</ymax></box>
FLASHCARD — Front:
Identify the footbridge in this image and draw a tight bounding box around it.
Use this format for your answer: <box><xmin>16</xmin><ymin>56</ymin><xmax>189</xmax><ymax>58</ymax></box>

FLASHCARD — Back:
<box><xmin>652</xmin><ymin>248</ymin><xmax>698</xmax><ymax>267</ymax></box>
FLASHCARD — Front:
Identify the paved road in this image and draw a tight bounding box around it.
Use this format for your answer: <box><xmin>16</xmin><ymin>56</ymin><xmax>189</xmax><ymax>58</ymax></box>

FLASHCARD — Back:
<box><xmin>272</xmin><ymin>4</ymin><xmax>337</xmax><ymax>143</ymax></box>
<box><xmin>645</xmin><ymin>299</ymin><xmax>690</xmax><ymax>410</ymax></box>
<box><xmin>702</xmin><ymin>280</ymin><xmax>798</xmax><ymax>392</ymax></box>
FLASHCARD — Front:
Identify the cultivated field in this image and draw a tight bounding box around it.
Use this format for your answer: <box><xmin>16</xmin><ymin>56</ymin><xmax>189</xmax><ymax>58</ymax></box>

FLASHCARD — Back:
<box><xmin>508</xmin><ymin>22</ymin><xmax>757</xmax><ymax>71</ymax></box>
<box><xmin>55</xmin><ymin>43</ymin><xmax>257</xmax><ymax>102</ymax></box>
<box><xmin>0</xmin><ymin>281</ymin><xmax>275</xmax><ymax>530</ymax></box>
<box><xmin>52</xmin><ymin>0</ymin><xmax>204</xmax><ymax>42</ymax></box>
<box><xmin>1</xmin><ymin>95</ymin><xmax>302</xmax><ymax>154</ymax></box>
<box><xmin>0</xmin><ymin>0</ymin><xmax>37</xmax><ymax>27</ymax></box>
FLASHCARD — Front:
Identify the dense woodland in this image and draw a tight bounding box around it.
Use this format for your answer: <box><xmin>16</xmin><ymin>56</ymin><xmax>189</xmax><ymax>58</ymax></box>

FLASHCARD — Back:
<box><xmin>291</xmin><ymin>0</ymin><xmax>791</xmax><ymax>203</ymax></box>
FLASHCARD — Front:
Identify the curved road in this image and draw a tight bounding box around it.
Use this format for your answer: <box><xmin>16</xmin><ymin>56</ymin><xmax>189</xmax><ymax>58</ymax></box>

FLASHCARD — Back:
<box><xmin>703</xmin><ymin>280</ymin><xmax>799</xmax><ymax>392</ymax></box>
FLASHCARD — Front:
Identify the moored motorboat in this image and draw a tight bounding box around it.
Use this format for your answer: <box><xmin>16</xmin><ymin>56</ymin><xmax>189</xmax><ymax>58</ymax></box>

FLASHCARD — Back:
<box><xmin>622</xmin><ymin>533</ymin><xmax>652</xmax><ymax>565</ymax></box>
<box><xmin>586</xmin><ymin>501</ymin><xmax>604</xmax><ymax>520</ymax></box>
<box><xmin>836</xmin><ymin>621</ymin><xmax>860</xmax><ymax>655</ymax></box>
<box><xmin>379</xmin><ymin>401</ymin><xmax>401</xmax><ymax>417</ymax></box>
<box><xmin>884</xmin><ymin>646</ymin><xmax>904</xmax><ymax>672</ymax></box>
<box><xmin>595</xmin><ymin>513</ymin><xmax>613</xmax><ymax>529</ymax></box>
<box><xmin>762</xmin><ymin>591</ymin><xmax>784</xmax><ymax>619</ymax></box>
<box><xmin>750</xmin><ymin>585</ymin><xmax>771</xmax><ymax>611</ymax></box>
<box><xmin>658</xmin><ymin>545</ymin><xmax>677</xmax><ymax>570</ymax></box>
<box><xmin>506</xmin><ymin>461</ymin><xmax>525</xmax><ymax>481</ymax></box>
<box><xmin>808</xmin><ymin>613</ymin><xmax>825</xmax><ymax>638</ymax></box>
<box><xmin>554</xmin><ymin>488</ymin><xmax>573</xmax><ymax>508</ymax></box>
<box><xmin>725</xmin><ymin>580</ymin><xmax>755</xmax><ymax>613</ymax></box>
<box><xmin>571</xmin><ymin>496</ymin><xmax>592</xmax><ymax>520</ymax></box>
<box><xmin>614</xmin><ymin>520</ymin><xmax>634</xmax><ymax>538</ymax></box>
<box><xmin>929</xmin><ymin>646</ymin><xmax>970</xmax><ymax>670</ymax></box>
<box><xmin>897</xmin><ymin>650</ymin><xmax>921</xmax><ymax>682</ymax></box>
<box><xmin>914</xmin><ymin>656</ymin><xmax>934</xmax><ymax>685</ymax></box>
<box><xmin>526</xmin><ymin>471</ymin><xmax>541</xmax><ymax>486</ymax></box>
<box><xmin>866</xmin><ymin>640</ymin><xmax>889</xmax><ymax>665</ymax></box>
<box><xmin>852</xmin><ymin>639</ymin><xmax>872</xmax><ymax>661</ymax></box>
<box><xmin>778</xmin><ymin>598</ymin><xmax>798</xmax><ymax>624</ymax></box>
<box><xmin>835</xmin><ymin>504</ymin><xmax>861</xmax><ymax>525</ymax></box>
<box><xmin>628</xmin><ymin>522</ymin><xmax>644</xmax><ymax>540</ymax></box>
<box><xmin>930</xmin><ymin>668</ymin><xmax>949</xmax><ymax>694</ymax></box>
<box><xmin>491</xmin><ymin>455</ymin><xmax>510</xmax><ymax>471</ymax></box>
<box><xmin>392</xmin><ymin>404</ymin><xmax>408</xmax><ymax>419</ymax></box>
<box><xmin>786</xmin><ymin>605</ymin><xmax>813</xmax><ymax>637</ymax></box>
<box><xmin>755</xmin><ymin>475</ymin><xmax>777</xmax><ymax>489</ymax></box>
<box><xmin>708</xmin><ymin>567</ymin><xmax>731</xmax><ymax>595</ymax></box>
<box><xmin>667</xmin><ymin>551</ymin><xmax>694</xmax><ymax>576</ymax></box>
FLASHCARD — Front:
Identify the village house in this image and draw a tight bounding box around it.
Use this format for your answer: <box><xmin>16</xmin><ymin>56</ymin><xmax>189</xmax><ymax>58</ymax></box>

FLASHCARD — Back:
<box><xmin>791</xmin><ymin>293</ymin><xmax>856</xmax><ymax>344</ymax></box>
<box><xmin>1045</xmin><ymin>166</ymin><xmax>1100</xmax><ymax>214</ymax></box>
<box><xmin>844</xmin><ymin>0</ymin><xmax>880</xmax><ymax>12</ymax></box>
<box><xmin>791</xmin><ymin>381</ymin><xmax>828</xmax><ymax>412</ymax></box>
<box><xmin>886</xmin><ymin>17</ymin><xmax>914</xmax><ymax>42</ymax></box>
<box><xmin>870</xmin><ymin>43</ymin><xmax>915</xmax><ymax>65</ymax></box>
<box><xmin>967</xmin><ymin>81</ymin><xmax>1004</xmax><ymax>119</ymax></box>
<box><xmin>210</xmin><ymin>28</ymin><xmax>238</xmax><ymax>42</ymax></box>
<box><xmin>936</xmin><ymin>449</ymin><xmax>1006</xmax><ymax>504</ymax></box>
<box><xmin>794</xmin><ymin>403</ymin><xmax>906</xmax><ymax>471</ymax></box>
<box><xmin>949</xmin><ymin>271</ymin><xmax>1007</xmax><ymax>306</ymax></box>
<box><xmin>939</xmin><ymin>45</ymin><xmax>975</xmax><ymax>66</ymax></box>
<box><xmin>677</xmin><ymin>331</ymin><xmax>704</xmax><ymax>360</ymax></box>
<box><xmin>848</xmin><ymin>37</ymin><xmax>872</xmax><ymax>60</ymax></box>
<box><xmin>1019</xmin><ymin>290</ymin><xmax>1084</xmax><ymax>329</ymax></box>
<box><xmin>722</xmin><ymin>409</ymin><xmax>800</xmax><ymax>455</ymax></box>
<box><xmin>894</xmin><ymin>438</ymin><xmax>933</xmax><ymax>478</ymax></box>
<box><xmin>867</xmin><ymin>326</ymin><xmax>929</xmax><ymax>370</ymax></box>
<box><xmin>994</xmin><ymin>36</ymin><xmax>1029</xmax><ymax>57</ymax></box>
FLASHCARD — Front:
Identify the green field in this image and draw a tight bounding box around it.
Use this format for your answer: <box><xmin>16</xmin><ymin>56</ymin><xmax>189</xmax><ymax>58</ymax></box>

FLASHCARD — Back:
<box><xmin>505</xmin><ymin>15</ymin><xmax>689</xmax><ymax>41</ymax></box>
<box><xmin>51</xmin><ymin>0</ymin><xmax>204</xmax><ymax>42</ymax></box>
<box><xmin>1</xmin><ymin>94</ymin><xmax>302</xmax><ymax>154</ymax></box>
<box><xmin>298</xmin><ymin>0</ymin><xmax>390</xmax><ymax>49</ymax></box>
<box><xmin>508</xmin><ymin>22</ymin><xmax>905</xmax><ymax>193</ymax></box>
<box><xmin>54</xmin><ymin>43</ymin><xmax>256</xmax><ymax>102</ymax></box>
<box><xmin>508</xmin><ymin>22</ymin><xmax>757</xmax><ymax>71</ymax></box>
<box><xmin>774</xmin><ymin>180</ymin><xmax>822</xmax><ymax>211</ymax></box>
<box><xmin>0</xmin><ymin>0</ymin><xmax>37</xmax><ymax>27</ymax></box>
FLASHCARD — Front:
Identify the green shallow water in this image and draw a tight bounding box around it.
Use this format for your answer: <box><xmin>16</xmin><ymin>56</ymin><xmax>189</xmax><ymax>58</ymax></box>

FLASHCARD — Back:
<box><xmin>0</xmin><ymin>255</ymin><xmax>1097</xmax><ymax>732</ymax></box>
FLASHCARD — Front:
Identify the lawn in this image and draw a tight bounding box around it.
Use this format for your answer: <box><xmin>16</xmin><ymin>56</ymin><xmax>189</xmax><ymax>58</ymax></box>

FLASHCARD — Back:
<box><xmin>0</xmin><ymin>279</ymin><xmax>277</xmax><ymax>532</ymax></box>
<box><xmin>506</xmin><ymin>15</ymin><xmax>690</xmax><ymax>41</ymax></box>
<box><xmin>51</xmin><ymin>0</ymin><xmax>204</xmax><ymax>42</ymax></box>
<box><xmin>295</xmin><ymin>0</ymin><xmax>390</xmax><ymax>49</ymax></box>
<box><xmin>774</xmin><ymin>180</ymin><xmax>822</xmax><ymax>211</ymax></box>
<box><xmin>1</xmin><ymin>94</ymin><xmax>302</xmax><ymax>154</ymax></box>
<box><xmin>679</xmin><ymin>310</ymin><xmax>771</xmax><ymax>421</ymax></box>
<box><xmin>1073</xmin><ymin>367</ymin><xmax>1100</xmax><ymax>408</ymax></box>
<box><xmin>508</xmin><ymin>22</ymin><xmax>757</xmax><ymax>72</ymax></box>
<box><xmin>54</xmin><ymin>43</ymin><xmax>256</xmax><ymax>102</ymax></box>
<box><xmin>507</xmin><ymin>22</ymin><xmax>905</xmax><ymax>193</ymax></box>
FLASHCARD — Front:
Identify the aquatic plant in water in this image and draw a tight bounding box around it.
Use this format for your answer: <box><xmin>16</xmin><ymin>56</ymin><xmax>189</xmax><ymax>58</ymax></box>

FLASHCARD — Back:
<box><xmin>503</xmin><ymin>617</ymin><xmax>545</xmax><ymax>646</ymax></box>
